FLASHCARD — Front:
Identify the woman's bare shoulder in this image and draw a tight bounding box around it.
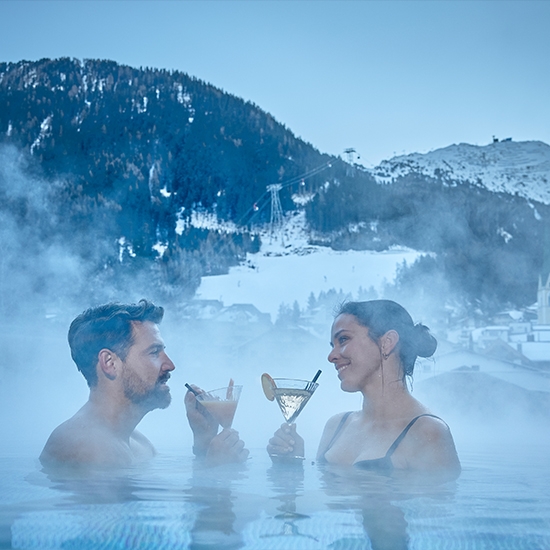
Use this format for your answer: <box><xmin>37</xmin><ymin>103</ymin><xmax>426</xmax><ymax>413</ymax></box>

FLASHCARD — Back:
<box><xmin>411</xmin><ymin>415</ymin><xmax>453</xmax><ymax>439</ymax></box>
<box><xmin>316</xmin><ymin>411</ymin><xmax>355</xmax><ymax>459</ymax></box>
<box><xmin>401</xmin><ymin>415</ymin><xmax>461</xmax><ymax>478</ymax></box>
<box><xmin>322</xmin><ymin>411</ymin><xmax>356</xmax><ymax>435</ymax></box>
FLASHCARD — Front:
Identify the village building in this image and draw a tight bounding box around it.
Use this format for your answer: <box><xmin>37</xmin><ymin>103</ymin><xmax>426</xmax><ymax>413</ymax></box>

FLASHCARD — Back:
<box><xmin>416</xmin><ymin>255</ymin><xmax>550</xmax><ymax>423</ymax></box>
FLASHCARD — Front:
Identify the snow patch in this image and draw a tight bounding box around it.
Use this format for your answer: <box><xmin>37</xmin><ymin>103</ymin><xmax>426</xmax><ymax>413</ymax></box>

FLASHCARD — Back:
<box><xmin>30</xmin><ymin>115</ymin><xmax>53</xmax><ymax>155</ymax></box>
<box><xmin>191</xmin><ymin>210</ymin><xmax>239</xmax><ymax>233</ymax></box>
<box><xmin>23</xmin><ymin>68</ymin><xmax>39</xmax><ymax>89</ymax></box>
<box><xmin>174</xmin><ymin>84</ymin><xmax>195</xmax><ymax>122</ymax></box>
<box><xmin>175</xmin><ymin>208</ymin><xmax>186</xmax><ymax>236</ymax></box>
<box><xmin>134</xmin><ymin>97</ymin><xmax>148</xmax><ymax>114</ymax></box>
<box><xmin>528</xmin><ymin>202</ymin><xmax>542</xmax><ymax>220</ymax></box>
<box><xmin>153</xmin><ymin>242</ymin><xmax>168</xmax><ymax>257</ymax></box>
<box><xmin>118</xmin><ymin>237</ymin><xmax>136</xmax><ymax>262</ymax></box>
<box><xmin>497</xmin><ymin>227</ymin><xmax>513</xmax><ymax>243</ymax></box>
<box><xmin>291</xmin><ymin>192</ymin><xmax>315</xmax><ymax>206</ymax></box>
<box><xmin>174</xmin><ymin>208</ymin><xmax>239</xmax><ymax>235</ymax></box>
<box><xmin>175</xmin><ymin>84</ymin><xmax>191</xmax><ymax>105</ymax></box>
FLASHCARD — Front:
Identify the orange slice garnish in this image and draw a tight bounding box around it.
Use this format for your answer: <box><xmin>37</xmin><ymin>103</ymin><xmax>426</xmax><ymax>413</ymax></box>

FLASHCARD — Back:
<box><xmin>261</xmin><ymin>373</ymin><xmax>276</xmax><ymax>401</ymax></box>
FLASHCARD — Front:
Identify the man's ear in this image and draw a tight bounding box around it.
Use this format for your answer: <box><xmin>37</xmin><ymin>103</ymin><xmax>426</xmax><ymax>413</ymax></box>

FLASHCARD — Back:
<box><xmin>98</xmin><ymin>348</ymin><xmax>118</xmax><ymax>380</ymax></box>
<box><xmin>381</xmin><ymin>330</ymin><xmax>400</xmax><ymax>356</ymax></box>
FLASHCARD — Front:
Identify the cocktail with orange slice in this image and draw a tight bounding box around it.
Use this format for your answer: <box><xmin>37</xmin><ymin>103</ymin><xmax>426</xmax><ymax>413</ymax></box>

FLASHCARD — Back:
<box><xmin>261</xmin><ymin>371</ymin><xmax>321</xmax><ymax>424</ymax></box>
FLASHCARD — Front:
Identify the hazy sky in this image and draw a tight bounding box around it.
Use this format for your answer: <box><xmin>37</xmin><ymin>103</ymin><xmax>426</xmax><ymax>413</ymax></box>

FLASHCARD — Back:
<box><xmin>1</xmin><ymin>0</ymin><xmax>549</xmax><ymax>165</ymax></box>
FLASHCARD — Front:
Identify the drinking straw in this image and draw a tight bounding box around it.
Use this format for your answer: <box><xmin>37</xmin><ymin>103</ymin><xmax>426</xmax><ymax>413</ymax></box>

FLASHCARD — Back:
<box><xmin>185</xmin><ymin>383</ymin><xmax>200</xmax><ymax>396</ymax></box>
<box><xmin>185</xmin><ymin>383</ymin><xmax>214</xmax><ymax>418</ymax></box>
<box><xmin>307</xmin><ymin>370</ymin><xmax>322</xmax><ymax>391</ymax></box>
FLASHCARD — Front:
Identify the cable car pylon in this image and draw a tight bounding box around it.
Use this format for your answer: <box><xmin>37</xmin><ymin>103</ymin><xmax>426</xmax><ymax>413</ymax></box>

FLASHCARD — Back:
<box><xmin>267</xmin><ymin>184</ymin><xmax>284</xmax><ymax>244</ymax></box>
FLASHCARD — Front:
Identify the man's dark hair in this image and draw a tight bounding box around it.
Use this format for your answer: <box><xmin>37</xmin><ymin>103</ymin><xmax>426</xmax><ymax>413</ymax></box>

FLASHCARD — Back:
<box><xmin>68</xmin><ymin>299</ymin><xmax>164</xmax><ymax>387</ymax></box>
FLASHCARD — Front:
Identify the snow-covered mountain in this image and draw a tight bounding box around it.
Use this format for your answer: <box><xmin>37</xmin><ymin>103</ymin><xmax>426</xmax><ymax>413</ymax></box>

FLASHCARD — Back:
<box><xmin>196</xmin><ymin>141</ymin><xmax>550</xmax><ymax>317</ymax></box>
<box><xmin>2</xmin><ymin>58</ymin><xmax>549</xmax><ymax>317</ymax></box>
<box><xmin>372</xmin><ymin>140</ymin><xmax>550</xmax><ymax>204</ymax></box>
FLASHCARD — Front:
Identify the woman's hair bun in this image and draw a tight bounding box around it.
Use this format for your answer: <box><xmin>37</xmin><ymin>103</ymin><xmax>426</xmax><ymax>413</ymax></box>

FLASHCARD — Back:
<box><xmin>413</xmin><ymin>323</ymin><xmax>437</xmax><ymax>358</ymax></box>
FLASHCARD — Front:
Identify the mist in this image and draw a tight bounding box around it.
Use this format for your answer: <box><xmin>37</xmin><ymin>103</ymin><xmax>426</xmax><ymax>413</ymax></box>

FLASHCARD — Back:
<box><xmin>0</xmin><ymin>143</ymin><xmax>548</xmax><ymax>466</ymax></box>
<box><xmin>0</xmin><ymin>144</ymin><xmax>341</xmax><ymax>457</ymax></box>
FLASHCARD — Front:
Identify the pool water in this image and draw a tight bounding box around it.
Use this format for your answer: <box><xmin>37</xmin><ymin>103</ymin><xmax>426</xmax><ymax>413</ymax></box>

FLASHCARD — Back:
<box><xmin>1</xmin><ymin>441</ymin><xmax>549</xmax><ymax>550</ymax></box>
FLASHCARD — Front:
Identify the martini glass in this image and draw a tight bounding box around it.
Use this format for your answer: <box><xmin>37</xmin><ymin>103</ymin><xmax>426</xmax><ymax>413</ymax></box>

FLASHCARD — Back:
<box><xmin>195</xmin><ymin>384</ymin><xmax>242</xmax><ymax>429</ymax></box>
<box><xmin>263</xmin><ymin>370</ymin><xmax>321</xmax><ymax>424</ymax></box>
<box><xmin>272</xmin><ymin>379</ymin><xmax>318</xmax><ymax>424</ymax></box>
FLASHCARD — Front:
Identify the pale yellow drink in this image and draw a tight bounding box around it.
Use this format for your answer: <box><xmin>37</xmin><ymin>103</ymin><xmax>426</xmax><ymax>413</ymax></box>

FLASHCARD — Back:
<box><xmin>272</xmin><ymin>387</ymin><xmax>313</xmax><ymax>424</ymax></box>
<box><xmin>195</xmin><ymin>383</ymin><xmax>242</xmax><ymax>429</ymax></box>
<box><xmin>200</xmin><ymin>399</ymin><xmax>238</xmax><ymax>429</ymax></box>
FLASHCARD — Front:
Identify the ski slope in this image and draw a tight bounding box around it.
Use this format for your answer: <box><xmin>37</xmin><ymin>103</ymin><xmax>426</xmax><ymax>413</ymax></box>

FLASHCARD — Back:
<box><xmin>196</xmin><ymin>212</ymin><xmax>422</xmax><ymax>319</ymax></box>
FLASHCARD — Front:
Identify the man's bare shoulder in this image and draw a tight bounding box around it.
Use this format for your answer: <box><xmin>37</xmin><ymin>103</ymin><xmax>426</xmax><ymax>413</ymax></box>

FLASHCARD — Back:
<box><xmin>130</xmin><ymin>430</ymin><xmax>156</xmax><ymax>460</ymax></box>
<box><xmin>41</xmin><ymin>415</ymin><xmax>114</xmax><ymax>467</ymax></box>
<box><xmin>40</xmin><ymin>414</ymin><xmax>131</xmax><ymax>468</ymax></box>
<box><xmin>40</xmin><ymin>410</ymin><xmax>157</xmax><ymax>468</ymax></box>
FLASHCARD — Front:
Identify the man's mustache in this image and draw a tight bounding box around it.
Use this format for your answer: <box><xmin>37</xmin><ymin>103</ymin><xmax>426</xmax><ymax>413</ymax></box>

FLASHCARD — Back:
<box><xmin>157</xmin><ymin>372</ymin><xmax>171</xmax><ymax>385</ymax></box>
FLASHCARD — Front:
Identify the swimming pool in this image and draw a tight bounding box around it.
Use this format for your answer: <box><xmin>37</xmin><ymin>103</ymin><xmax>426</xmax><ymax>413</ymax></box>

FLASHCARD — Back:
<box><xmin>1</xmin><ymin>440</ymin><xmax>549</xmax><ymax>550</ymax></box>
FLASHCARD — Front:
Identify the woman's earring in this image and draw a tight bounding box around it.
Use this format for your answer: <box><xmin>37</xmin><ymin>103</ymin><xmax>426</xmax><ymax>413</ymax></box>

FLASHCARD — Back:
<box><xmin>382</xmin><ymin>351</ymin><xmax>389</xmax><ymax>360</ymax></box>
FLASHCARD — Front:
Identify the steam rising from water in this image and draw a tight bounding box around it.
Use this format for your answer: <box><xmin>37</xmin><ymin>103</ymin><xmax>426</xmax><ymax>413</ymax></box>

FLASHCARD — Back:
<box><xmin>0</xmin><ymin>144</ymin><xmax>347</xmax><ymax>455</ymax></box>
<box><xmin>0</xmin><ymin>143</ymin><xmax>547</xmax><ymax>461</ymax></box>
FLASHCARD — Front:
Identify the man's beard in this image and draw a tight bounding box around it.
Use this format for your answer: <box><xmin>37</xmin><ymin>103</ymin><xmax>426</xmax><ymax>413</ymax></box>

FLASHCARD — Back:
<box><xmin>122</xmin><ymin>368</ymin><xmax>172</xmax><ymax>411</ymax></box>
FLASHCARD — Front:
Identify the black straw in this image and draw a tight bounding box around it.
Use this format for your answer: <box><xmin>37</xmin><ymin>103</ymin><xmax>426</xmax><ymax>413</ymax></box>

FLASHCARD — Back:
<box><xmin>185</xmin><ymin>383</ymin><xmax>200</xmax><ymax>396</ymax></box>
<box><xmin>311</xmin><ymin>370</ymin><xmax>322</xmax><ymax>384</ymax></box>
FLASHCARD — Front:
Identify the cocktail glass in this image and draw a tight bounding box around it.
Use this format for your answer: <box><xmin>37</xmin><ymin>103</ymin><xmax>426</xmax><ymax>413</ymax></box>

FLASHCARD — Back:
<box><xmin>271</xmin><ymin>378</ymin><xmax>318</xmax><ymax>424</ymax></box>
<box><xmin>195</xmin><ymin>385</ymin><xmax>242</xmax><ymax>429</ymax></box>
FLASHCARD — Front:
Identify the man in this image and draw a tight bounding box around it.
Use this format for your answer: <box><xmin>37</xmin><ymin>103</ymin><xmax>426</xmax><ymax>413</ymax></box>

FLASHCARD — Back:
<box><xmin>40</xmin><ymin>299</ymin><xmax>248</xmax><ymax>468</ymax></box>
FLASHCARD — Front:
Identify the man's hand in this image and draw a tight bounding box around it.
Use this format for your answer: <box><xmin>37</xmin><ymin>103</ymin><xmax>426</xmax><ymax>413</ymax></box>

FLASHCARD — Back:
<box><xmin>205</xmin><ymin>428</ymin><xmax>249</xmax><ymax>466</ymax></box>
<box><xmin>184</xmin><ymin>385</ymin><xmax>219</xmax><ymax>456</ymax></box>
<box><xmin>267</xmin><ymin>423</ymin><xmax>304</xmax><ymax>459</ymax></box>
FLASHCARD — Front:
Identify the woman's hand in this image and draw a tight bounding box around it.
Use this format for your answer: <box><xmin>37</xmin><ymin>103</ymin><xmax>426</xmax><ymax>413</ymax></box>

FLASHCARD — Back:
<box><xmin>267</xmin><ymin>423</ymin><xmax>305</xmax><ymax>458</ymax></box>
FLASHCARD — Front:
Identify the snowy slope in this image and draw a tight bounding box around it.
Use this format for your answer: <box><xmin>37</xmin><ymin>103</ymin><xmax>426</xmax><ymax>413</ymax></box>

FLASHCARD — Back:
<box><xmin>196</xmin><ymin>212</ymin><xmax>422</xmax><ymax>319</ymax></box>
<box><xmin>372</xmin><ymin>140</ymin><xmax>550</xmax><ymax>204</ymax></box>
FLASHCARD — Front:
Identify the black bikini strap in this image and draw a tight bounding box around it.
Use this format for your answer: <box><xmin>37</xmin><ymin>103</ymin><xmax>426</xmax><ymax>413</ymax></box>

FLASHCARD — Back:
<box><xmin>385</xmin><ymin>414</ymin><xmax>443</xmax><ymax>458</ymax></box>
<box><xmin>322</xmin><ymin>411</ymin><xmax>353</xmax><ymax>457</ymax></box>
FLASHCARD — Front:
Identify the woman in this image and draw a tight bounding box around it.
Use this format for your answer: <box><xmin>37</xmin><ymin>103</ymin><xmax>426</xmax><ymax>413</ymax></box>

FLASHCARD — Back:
<box><xmin>267</xmin><ymin>300</ymin><xmax>461</xmax><ymax>479</ymax></box>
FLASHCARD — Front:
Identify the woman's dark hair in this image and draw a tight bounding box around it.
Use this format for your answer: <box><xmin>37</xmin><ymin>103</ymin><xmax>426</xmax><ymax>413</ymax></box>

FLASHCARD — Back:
<box><xmin>68</xmin><ymin>299</ymin><xmax>164</xmax><ymax>387</ymax></box>
<box><xmin>336</xmin><ymin>300</ymin><xmax>437</xmax><ymax>379</ymax></box>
